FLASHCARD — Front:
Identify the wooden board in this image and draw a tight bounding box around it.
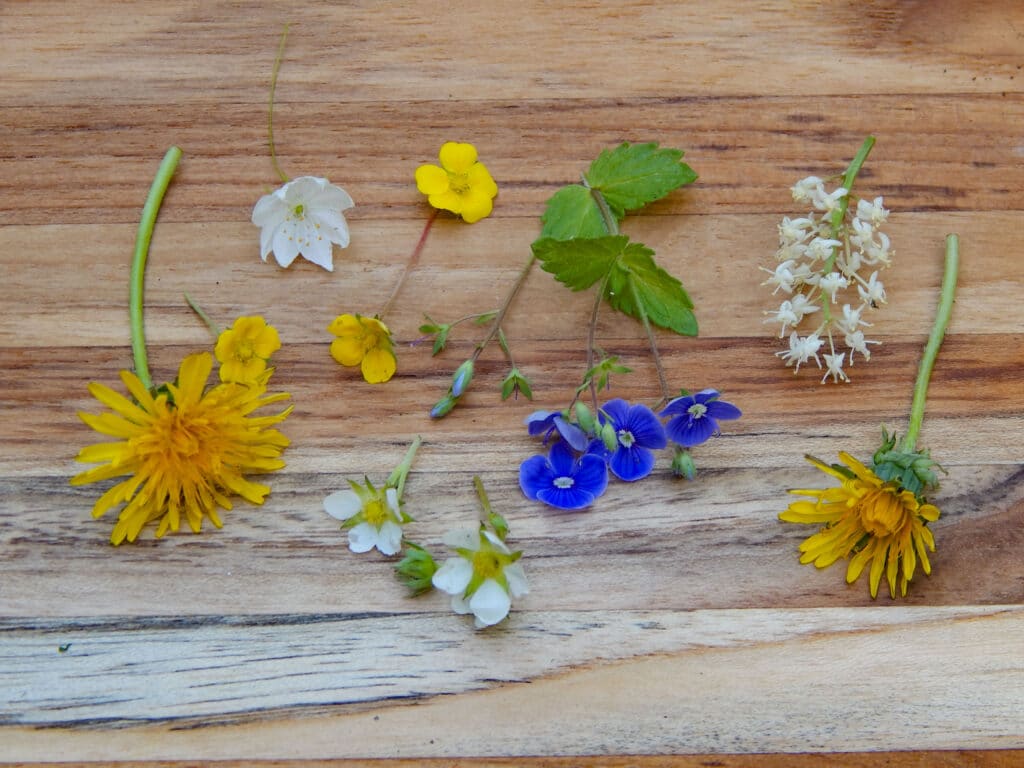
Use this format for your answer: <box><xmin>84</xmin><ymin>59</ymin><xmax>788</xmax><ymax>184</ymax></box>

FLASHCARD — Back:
<box><xmin>1</xmin><ymin>1</ymin><xmax>1022</xmax><ymax>764</ymax></box>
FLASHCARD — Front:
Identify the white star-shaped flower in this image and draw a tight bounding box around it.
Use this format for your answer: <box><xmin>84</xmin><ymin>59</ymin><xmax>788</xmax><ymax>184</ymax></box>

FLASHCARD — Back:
<box><xmin>324</xmin><ymin>484</ymin><xmax>404</xmax><ymax>556</ymax></box>
<box><xmin>252</xmin><ymin>176</ymin><xmax>354</xmax><ymax>271</ymax></box>
<box><xmin>776</xmin><ymin>332</ymin><xmax>823</xmax><ymax>372</ymax></box>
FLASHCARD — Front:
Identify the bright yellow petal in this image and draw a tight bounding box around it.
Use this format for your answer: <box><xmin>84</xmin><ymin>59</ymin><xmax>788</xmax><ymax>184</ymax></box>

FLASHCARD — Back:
<box><xmin>331</xmin><ymin>337</ymin><xmax>365</xmax><ymax>367</ymax></box>
<box><xmin>253</xmin><ymin>324</ymin><xmax>282</xmax><ymax>358</ymax></box>
<box><xmin>361</xmin><ymin>347</ymin><xmax>396</xmax><ymax>384</ymax></box>
<box><xmin>439</xmin><ymin>142</ymin><xmax>478</xmax><ymax>174</ymax></box>
<box><xmin>326</xmin><ymin>313</ymin><xmax>362</xmax><ymax>337</ymax></box>
<box><xmin>467</xmin><ymin>162</ymin><xmax>498</xmax><ymax>197</ymax></box>
<box><xmin>428</xmin><ymin>190</ymin><xmax>463</xmax><ymax>215</ymax></box>
<box><xmin>415</xmin><ymin>164</ymin><xmax>450</xmax><ymax>195</ymax></box>
<box><xmin>458</xmin><ymin>189</ymin><xmax>494</xmax><ymax>223</ymax></box>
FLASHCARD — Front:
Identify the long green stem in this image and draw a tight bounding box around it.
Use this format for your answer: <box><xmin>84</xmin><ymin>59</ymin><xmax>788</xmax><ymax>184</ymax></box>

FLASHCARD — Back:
<box><xmin>472</xmin><ymin>254</ymin><xmax>536</xmax><ymax>363</ymax></box>
<box><xmin>628</xmin><ymin>275</ymin><xmax>671</xmax><ymax>404</ymax></box>
<box><xmin>183</xmin><ymin>291</ymin><xmax>222</xmax><ymax>339</ymax></box>
<box><xmin>268</xmin><ymin>24</ymin><xmax>291</xmax><ymax>184</ymax></box>
<box><xmin>473</xmin><ymin>475</ymin><xmax>493</xmax><ymax>517</ymax></box>
<box><xmin>902</xmin><ymin>234</ymin><xmax>959</xmax><ymax>452</ymax></box>
<box><xmin>129</xmin><ymin>146</ymin><xmax>183</xmax><ymax>391</ymax></box>
<box><xmin>387</xmin><ymin>435</ymin><xmax>423</xmax><ymax>501</ymax></box>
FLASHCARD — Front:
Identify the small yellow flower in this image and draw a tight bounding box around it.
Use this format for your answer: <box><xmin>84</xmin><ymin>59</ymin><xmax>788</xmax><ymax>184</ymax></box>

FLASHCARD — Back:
<box><xmin>415</xmin><ymin>142</ymin><xmax>498</xmax><ymax>223</ymax></box>
<box><xmin>215</xmin><ymin>315</ymin><xmax>282</xmax><ymax>383</ymax></box>
<box><xmin>71</xmin><ymin>352</ymin><xmax>292</xmax><ymax>545</ymax></box>
<box><xmin>328</xmin><ymin>313</ymin><xmax>397</xmax><ymax>384</ymax></box>
<box><xmin>780</xmin><ymin>451</ymin><xmax>939</xmax><ymax>598</ymax></box>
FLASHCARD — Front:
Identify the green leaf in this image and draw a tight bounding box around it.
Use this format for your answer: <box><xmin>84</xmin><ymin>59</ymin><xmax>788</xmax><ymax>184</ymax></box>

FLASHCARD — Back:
<box><xmin>532</xmin><ymin>235</ymin><xmax>628</xmax><ymax>291</ymax></box>
<box><xmin>585</xmin><ymin>142</ymin><xmax>697</xmax><ymax>219</ymax></box>
<box><xmin>605</xmin><ymin>241</ymin><xmax>698</xmax><ymax>336</ymax></box>
<box><xmin>539</xmin><ymin>184</ymin><xmax>608</xmax><ymax>240</ymax></box>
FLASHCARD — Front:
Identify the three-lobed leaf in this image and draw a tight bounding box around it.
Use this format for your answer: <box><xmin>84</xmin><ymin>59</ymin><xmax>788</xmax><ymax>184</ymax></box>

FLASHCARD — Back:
<box><xmin>585</xmin><ymin>142</ymin><xmax>697</xmax><ymax>219</ymax></box>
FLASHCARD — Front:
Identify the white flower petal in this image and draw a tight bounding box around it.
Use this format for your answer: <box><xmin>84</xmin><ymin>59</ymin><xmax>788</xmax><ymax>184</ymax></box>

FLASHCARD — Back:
<box><xmin>347</xmin><ymin>522</ymin><xmax>380</xmax><ymax>554</ymax></box>
<box><xmin>450</xmin><ymin>594</ymin><xmax>473</xmax><ymax>615</ymax></box>
<box><xmin>375</xmin><ymin>520</ymin><xmax>403</xmax><ymax>556</ymax></box>
<box><xmin>309</xmin><ymin>210</ymin><xmax>351</xmax><ymax>247</ymax></box>
<box><xmin>504</xmin><ymin>563</ymin><xmax>529</xmax><ymax>598</ymax></box>
<box><xmin>468</xmin><ymin>579</ymin><xmax>511</xmax><ymax>627</ymax></box>
<box><xmin>271</xmin><ymin>223</ymin><xmax>300</xmax><ymax>268</ymax></box>
<box><xmin>251</xmin><ymin>193</ymin><xmax>287</xmax><ymax>227</ymax></box>
<box><xmin>442</xmin><ymin>528</ymin><xmax>481</xmax><ymax>550</ymax></box>
<box><xmin>432</xmin><ymin>557</ymin><xmax>473</xmax><ymax>595</ymax></box>
<box><xmin>299</xmin><ymin>235</ymin><xmax>334</xmax><ymax>272</ymax></box>
<box><xmin>482</xmin><ymin>529</ymin><xmax>512</xmax><ymax>555</ymax></box>
<box><xmin>323</xmin><ymin>489</ymin><xmax>362</xmax><ymax>521</ymax></box>
<box><xmin>385</xmin><ymin>487</ymin><xmax>400</xmax><ymax>514</ymax></box>
<box><xmin>308</xmin><ymin>184</ymin><xmax>354</xmax><ymax>212</ymax></box>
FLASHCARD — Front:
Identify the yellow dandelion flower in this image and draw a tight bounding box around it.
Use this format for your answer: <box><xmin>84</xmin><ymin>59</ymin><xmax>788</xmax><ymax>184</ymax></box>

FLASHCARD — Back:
<box><xmin>328</xmin><ymin>313</ymin><xmax>397</xmax><ymax>384</ymax></box>
<box><xmin>780</xmin><ymin>451</ymin><xmax>940</xmax><ymax>599</ymax></box>
<box><xmin>415</xmin><ymin>141</ymin><xmax>498</xmax><ymax>223</ymax></box>
<box><xmin>71</xmin><ymin>352</ymin><xmax>292</xmax><ymax>545</ymax></box>
<box><xmin>215</xmin><ymin>315</ymin><xmax>282</xmax><ymax>383</ymax></box>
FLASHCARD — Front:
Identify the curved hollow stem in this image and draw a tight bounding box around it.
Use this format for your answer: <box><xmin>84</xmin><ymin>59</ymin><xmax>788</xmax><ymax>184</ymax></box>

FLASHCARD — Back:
<box><xmin>129</xmin><ymin>146</ymin><xmax>183</xmax><ymax>391</ymax></box>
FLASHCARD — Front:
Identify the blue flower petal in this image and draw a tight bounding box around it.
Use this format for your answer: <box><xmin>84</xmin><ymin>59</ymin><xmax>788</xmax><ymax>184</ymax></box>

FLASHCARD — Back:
<box><xmin>659</xmin><ymin>395</ymin><xmax>695</xmax><ymax>418</ymax></box>
<box><xmin>554</xmin><ymin>415</ymin><xmax>590</xmax><ymax>451</ymax></box>
<box><xmin>623</xmin><ymin>404</ymin><xmax>668</xmax><ymax>449</ymax></box>
<box><xmin>574</xmin><ymin>453</ymin><xmax>609</xmax><ymax>497</ymax></box>
<box><xmin>525</xmin><ymin>410</ymin><xmax>557</xmax><ymax>437</ymax></box>
<box><xmin>694</xmin><ymin>388</ymin><xmax>720</xmax><ymax>402</ymax></box>
<box><xmin>705</xmin><ymin>399</ymin><xmax>742</xmax><ymax>420</ymax></box>
<box><xmin>536</xmin><ymin>484</ymin><xmax>596</xmax><ymax>510</ymax></box>
<box><xmin>609</xmin><ymin>445</ymin><xmax>656</xmax><ymax>482</ymax></box>
<box><xmin>600</xmin><ymin>398</ymin><xmax>631</xmax><ymax>424</ymax></box>
<box><xmin>547</xmin><ymin>441</ymin><xmax>577</xmax><ymax>475</ymax></box>
<box><xmin>666</xmin><ymin>414</ymin><xmax>718</xmax><ymax>448</ymax></box>
<box><xmin>518</xmin><ymin>454</ymin><xmax>554</xmax><ymax>500</ymax></box>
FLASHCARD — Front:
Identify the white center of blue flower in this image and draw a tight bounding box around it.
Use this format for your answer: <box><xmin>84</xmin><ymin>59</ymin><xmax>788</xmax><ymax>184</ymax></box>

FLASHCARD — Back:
<box><xmin>687</xmin><ymin>403</ymin><xmax>708</xmax><ymax>419</ymax></box>
<box><xmin>617</xmin><ymin>429</ymin><xmax>635</xmax><ymax>448</ymax></box>
<box><xmin>553</xmin><ymin>476</ymin><xmax>575</xmax><ymax>489</ymax></box>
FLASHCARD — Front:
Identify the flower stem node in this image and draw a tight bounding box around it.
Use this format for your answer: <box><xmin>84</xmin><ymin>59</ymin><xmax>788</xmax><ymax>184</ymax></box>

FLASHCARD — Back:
<box><xmin>432</xmin><ymin>527</ymin><xmax>528</xmax><ymax>628</ymax></box>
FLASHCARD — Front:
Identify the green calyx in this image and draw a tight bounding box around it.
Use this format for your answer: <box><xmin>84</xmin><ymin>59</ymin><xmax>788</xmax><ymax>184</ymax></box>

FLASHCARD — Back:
<box><xmin>871</xmin><ymin>428</ymin><xmax>944</xmax><ymax>499</ymax></box>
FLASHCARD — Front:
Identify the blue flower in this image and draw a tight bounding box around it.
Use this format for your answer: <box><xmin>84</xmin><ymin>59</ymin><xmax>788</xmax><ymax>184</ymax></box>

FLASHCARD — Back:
<box><xmin>524</xmin><ymin>410</ymin><xmax>589</xmax><ymax>452</ymax></box>
<box><xmin>591</xmin><ymin>398</ymin><xmax>667</xmax><ymax>481</ymax></box>
<box><xmin>519</xmin><ymin>441</ymin><xmax>608</xmax><ymax>510</ymax></box>
<box><xmin>660</xmin><ymin>389</ymin><xmax>741</xmax><ymax>448</ymax></box>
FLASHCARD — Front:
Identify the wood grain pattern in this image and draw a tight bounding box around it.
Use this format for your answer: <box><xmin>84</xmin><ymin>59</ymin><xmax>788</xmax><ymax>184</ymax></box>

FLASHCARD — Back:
<box><xmin>1</xmin><ymin>0</ymin><xmax>1023</xmax><ymax>763</ymax></box>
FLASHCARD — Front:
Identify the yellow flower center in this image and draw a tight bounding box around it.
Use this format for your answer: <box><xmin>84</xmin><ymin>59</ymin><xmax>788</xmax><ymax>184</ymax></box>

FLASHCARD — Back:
<box><xmin>292</xmin><ymin>204</ymin><xmax>305</xmax><ymax>219</ymax></box>
<box><xmin>472</xmin><ymin>549</ymin><xmax>503</xmax><ymax>580</ymax></box>
<box><xmin>362</xmin><ymin>497</ymin><xmax>389</xmax><ymax>527</ymax></box>
<box><xmin>234</xmin><ymin>338</ymin><xmax>256</xmax><ymax>362</ymax></box>
<box><xmin>857</xmin><ymin>486</ymin><xmax>908</xmax><ymax>537</ymax></box>
<box><xmin>447</xmin><ymin>171</ymin><xmax>472</xmax><ymax>194</ymax></box>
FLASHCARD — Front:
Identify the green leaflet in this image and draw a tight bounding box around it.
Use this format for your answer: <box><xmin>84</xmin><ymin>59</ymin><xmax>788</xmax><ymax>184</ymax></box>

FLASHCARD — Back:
<box><xmin>539</xmin><ymin>142</ymin><xmax>696</xmax><ymax>240</ymax></box>
<box><xmin>540</xmin><ymin>185</ymin><xmax>608</xmax><ymax>240</ymax></box>
<box><xmin>532</xmin><ymin>235</ymin><xmax>697</xmax><ymax>336</ymax></box>
<box><xmin>585</xmin><ymin>142</ymin><xmax>697</xmax><ymax>219</ymax></box>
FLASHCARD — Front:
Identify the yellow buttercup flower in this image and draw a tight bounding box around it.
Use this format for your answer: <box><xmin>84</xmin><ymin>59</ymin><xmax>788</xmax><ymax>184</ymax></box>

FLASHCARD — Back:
<box><xmin>328</xmin><ymin>313</ymin><xmax>397</xmax><ymax>384</ymax></box>
<box><xmin>71</xmin><ymin>352</ymin><xmax>292</xmax><ymax>545</ymax></box>
<box><xmin>415</xmin><ymin>142</ymin><xmax>498</xmax><ymax>223</ymax></box>
<box><xmin>215</xmin><ymin>315</ymin><xmax>282</xmax><ymax>383</ymax></box>
<box><xmin>780</xmin><ymin>451</ymin><xmax>939</xmax><ymax>599</ymax></box>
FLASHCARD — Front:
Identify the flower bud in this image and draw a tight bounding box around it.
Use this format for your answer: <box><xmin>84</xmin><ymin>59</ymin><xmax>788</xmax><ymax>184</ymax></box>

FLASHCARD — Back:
<box><xmin>671</xmin><ymin>448</ymin><xmax>697</xmax><ymax>480</ymax></box>
<box><xmin>574</xmin><ymin>402</ymin><xmax>595</xmax><ymax>435</ymax></box>
<box><xmin>451</xmin><ymin>359</ymin><xmax>474</xmax><ymax>398</ymax></box>
<box><xmin>600</xmin><ymin>421</ymin><xmax>619</xmax><ymax>452</ymax></box>
<box><xmin>430</xmin><ymin>394</ymin><xmax>457</xmax><ymax>419</ymax></box>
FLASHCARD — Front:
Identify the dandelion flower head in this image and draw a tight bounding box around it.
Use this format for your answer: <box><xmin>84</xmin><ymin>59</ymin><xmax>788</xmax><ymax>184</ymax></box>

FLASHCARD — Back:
<box><xmin>72</xmin><ymin>352</ymin><xmax>292</xmax><ymax>545</ymax></box>
<box><xmin>780</xmin><ymin>451</ymin><xmax>939</xmax><ymax>598</ymax></box>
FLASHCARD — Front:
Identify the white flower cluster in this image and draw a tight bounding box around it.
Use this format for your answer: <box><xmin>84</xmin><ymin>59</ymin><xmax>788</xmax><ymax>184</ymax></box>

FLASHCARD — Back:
<box><xmin>763</xmin><ymin>176</ymin><xmax>892</xmax><ymax>383</ymax></box>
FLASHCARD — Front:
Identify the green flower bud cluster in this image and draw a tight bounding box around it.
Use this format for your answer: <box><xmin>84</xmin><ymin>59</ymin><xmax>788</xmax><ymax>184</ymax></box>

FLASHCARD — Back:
<box><xmin>871</xmin><ymin>428</ymin><xmax>943</xmax><ymax>498</ymax></box>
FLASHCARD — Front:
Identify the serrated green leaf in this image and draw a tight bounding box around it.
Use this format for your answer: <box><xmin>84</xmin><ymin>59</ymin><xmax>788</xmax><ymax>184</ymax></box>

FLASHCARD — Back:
<box><xmin>539</xmin><ymin>184</ymin><xmax>608</xmax><ymax>240</ymax></box>
<box><xmin>532</xmin><ymin>235</ymin><xmax>628</xmax><ymax>291</ymax></box>
<box><xmin>585</xmin><ymin>142</ymin><xmax>697</xmax><ymax>219</ymax></box>
<box><xmin>605</xmin><ymin>242</ymin><xmax>698</xmax><ymax>336</ymax></box>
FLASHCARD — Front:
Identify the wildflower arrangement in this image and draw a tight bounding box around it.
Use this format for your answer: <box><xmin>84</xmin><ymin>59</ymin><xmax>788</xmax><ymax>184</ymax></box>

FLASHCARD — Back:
<box><xmin>780</xmin><ymin>234</ymin><xmax>959</xmax><ymax>598</ymax></box>
<box><xmin>764</xmin><ymin>137</ymin><xmax>891</xmax><ymax>382</ymax></box>
<box><xmin>72</xmin><ymin>148</ymin><xmax>293</xmax><ymax>545</ymax></box>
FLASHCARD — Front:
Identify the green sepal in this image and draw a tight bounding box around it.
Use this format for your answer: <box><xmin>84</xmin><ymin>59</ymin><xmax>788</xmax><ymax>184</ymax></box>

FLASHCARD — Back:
<box><xmin>584</xmin><ymin>141</ymin><xmax>697</xmax><ymax>219</ymax></box>
<box><xmin>671</xmin><ymin>448</ymin><xmax>697</xmax><ymax>480</ymax></box>
<box><xmin>540</xmin><ymin>185</ymin><xmax>608</xmax><ymax>240</ymax></box>
<box><xmin>488</xmin><ymin>512</ymin><xmax>510</xmax><ymax>541</ymax></box>
<box><xmin>501</xmin><ymin>368</ymin><xmax>533</xmax><ymax>401</ymax></box>
<box><xmin>871</xmin><ymin>428</ymin><xmax>944</xmax><ymax>498</ymax></box>
<box><xmin>394</xmin><ymin>541</ymin><xmax>438</xmax><ymax>596</ymax></box>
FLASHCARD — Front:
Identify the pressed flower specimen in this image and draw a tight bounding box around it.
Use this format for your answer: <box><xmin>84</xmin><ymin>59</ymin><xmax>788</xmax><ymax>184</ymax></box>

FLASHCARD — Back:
<box><xmin>415</xmin><ymin>141</ymin><xmax>498</xmax><ymax>224</ymax></box>
<box><xmin>764</xmin><ymin>136</ymin><xmax>891</xmax><ymax>382</ymax></box>
<box><xmin>780</xmin><ymin>234</ymin><xmax>959</xmax><ymax>598</ymax></box>
<box><xmin>215</xmin><ymin>315</ymin><xmax>282</xmax><ymax>383</ymax></box>
<box><xmin>661</xmin><ymin>389</ymin><xmax>742</xmax><ymax>449</ymax></box>
<box><xmin>432</xmin><ymin>527</ymin><xmax>529</xmax><ymax>628</ymax></box>
<box><xmin>327</xmin><ymin>313</ymin><xmax>397</xmax><ymax>384</ymax></box>
<box><xmin>519</xmin><ymin>441</ymin><xmax>609</xmax><ymax>510</ymax></box>
<box><xmin>323</xmin><ymin>437</ymin><xmax>421</xmax><ymax>555</ymax></box>
<box><xmin>72</xmin><ymin>148</ymin><xmax>292</xmax><ymax>544</ymax></box>
<box><xmin>590</xmin><ymin>398</ymin><xmax>667</xmax><ymax>482</ymax></box>
<box><xmin>252</xmin><ymin>175</ymin><xmax>354</xmax><ymax>271</ymax></box>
